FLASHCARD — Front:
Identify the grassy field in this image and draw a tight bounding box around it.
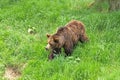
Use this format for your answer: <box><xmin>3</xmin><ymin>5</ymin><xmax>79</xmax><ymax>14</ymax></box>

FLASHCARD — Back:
<box><xmin>0</xmin><ymin>0</ymin><xmax>120</xmax><ymax>80</ymax></box>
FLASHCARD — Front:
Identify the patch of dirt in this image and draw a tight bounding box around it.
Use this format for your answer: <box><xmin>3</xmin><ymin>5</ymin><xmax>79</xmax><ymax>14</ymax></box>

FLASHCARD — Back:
<box><xmin>4</xmin><ymin>66</ymin><xmax>21</xmax><ymax>80</ymax></box>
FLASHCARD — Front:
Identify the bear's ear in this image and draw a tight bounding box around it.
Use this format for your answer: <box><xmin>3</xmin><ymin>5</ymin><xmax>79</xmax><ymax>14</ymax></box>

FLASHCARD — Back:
<box><xmin>46</xmin><ymin>34</ymin><xmax>51</xmax><ymax>38</ymax></box>
<box><xmin>54</xmin><ymin>38</ymin><xmax>59</xmax><ymax>43</ymax></box>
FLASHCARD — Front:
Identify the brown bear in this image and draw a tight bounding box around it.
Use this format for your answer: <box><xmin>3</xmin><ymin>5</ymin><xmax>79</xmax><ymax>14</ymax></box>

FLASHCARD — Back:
<box><xmin>45</xmin><ymin>20</ymin><xmax>88</xmax><ymax>60</ymax></box>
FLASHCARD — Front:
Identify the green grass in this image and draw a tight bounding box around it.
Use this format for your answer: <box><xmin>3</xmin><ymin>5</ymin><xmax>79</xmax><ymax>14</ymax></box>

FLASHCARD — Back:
<box><xmin>0</xmin><ymin>0</ymin><xmax>120</xmax><ymax>80</ymax></box>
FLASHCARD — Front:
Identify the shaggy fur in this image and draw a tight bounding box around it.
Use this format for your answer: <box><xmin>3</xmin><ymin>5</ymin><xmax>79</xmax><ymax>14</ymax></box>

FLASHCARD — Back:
<box><xmin>46</xmin><ymin>20</ymin><xmax>88</xmax><ymax>60</ymax></box>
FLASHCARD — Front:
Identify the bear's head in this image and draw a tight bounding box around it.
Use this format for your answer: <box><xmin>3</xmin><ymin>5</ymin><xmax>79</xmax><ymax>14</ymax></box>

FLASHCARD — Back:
<box><xmin>45</xmin><ymin>34</ymin><xmax>65</xmax><ymax>51</ymax></box>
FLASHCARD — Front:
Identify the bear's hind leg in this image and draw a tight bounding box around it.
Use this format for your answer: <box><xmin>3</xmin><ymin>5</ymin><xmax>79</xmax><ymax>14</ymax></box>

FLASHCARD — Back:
<box><xmin>79</xmin><ymin>34</ymin><xmax>88</xmax><ymax>43</ymax></box>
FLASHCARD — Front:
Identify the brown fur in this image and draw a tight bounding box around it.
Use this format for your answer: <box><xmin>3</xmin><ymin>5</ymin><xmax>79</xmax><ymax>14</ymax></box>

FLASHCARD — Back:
<box><xmin>46</xmin><ymin>20</ymin><xmax>88</xmax><ymax>60</ymax></box>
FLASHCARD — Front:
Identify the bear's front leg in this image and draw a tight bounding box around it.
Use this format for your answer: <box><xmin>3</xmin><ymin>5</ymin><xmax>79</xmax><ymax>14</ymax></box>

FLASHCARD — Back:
<box><xmin>53</xmin><ymin>48</ymin><xmax>61</xmax><ymax>54</ymax></box>
<box><xmin>64</xmin><ymin>48</ymin><xmax>73</xmax><ymax>56</ymax></box>
<box><xmin>48</xmin><ymin>48</ymin><xmax>61</xmax><ymax>60</ymax></box>
<box><xmin>64</xmin><ymin>43</ymin><xmax>73</xmax><ymax>56</ymax></box>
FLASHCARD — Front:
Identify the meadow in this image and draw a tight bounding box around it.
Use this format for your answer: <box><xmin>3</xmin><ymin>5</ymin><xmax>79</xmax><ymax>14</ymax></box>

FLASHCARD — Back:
<box><xmin>0</xmin><ymin>0</ymin><xmax>120</xmax><ymax>80</ymax></box>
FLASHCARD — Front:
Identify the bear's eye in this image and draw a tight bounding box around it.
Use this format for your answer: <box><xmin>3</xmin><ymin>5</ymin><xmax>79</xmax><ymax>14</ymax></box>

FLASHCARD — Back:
<box><xmin>54</xmin><ymin>39</ymin><xmax>59</xmax><ymax>43</ymax></box>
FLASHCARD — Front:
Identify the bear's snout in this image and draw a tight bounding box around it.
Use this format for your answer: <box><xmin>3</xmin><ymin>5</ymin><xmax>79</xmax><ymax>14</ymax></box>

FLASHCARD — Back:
<box><xmin>45</xmin><ymin>44</ymin><xmax>51</xmax><ymax>51</ymax></box>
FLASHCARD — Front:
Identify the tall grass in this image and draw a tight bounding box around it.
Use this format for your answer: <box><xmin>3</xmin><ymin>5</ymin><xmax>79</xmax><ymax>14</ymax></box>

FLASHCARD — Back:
<box><xmin>0</xmin><ymin>0</ymin><xmax>120</xmax><ymax>80</ymax></box>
